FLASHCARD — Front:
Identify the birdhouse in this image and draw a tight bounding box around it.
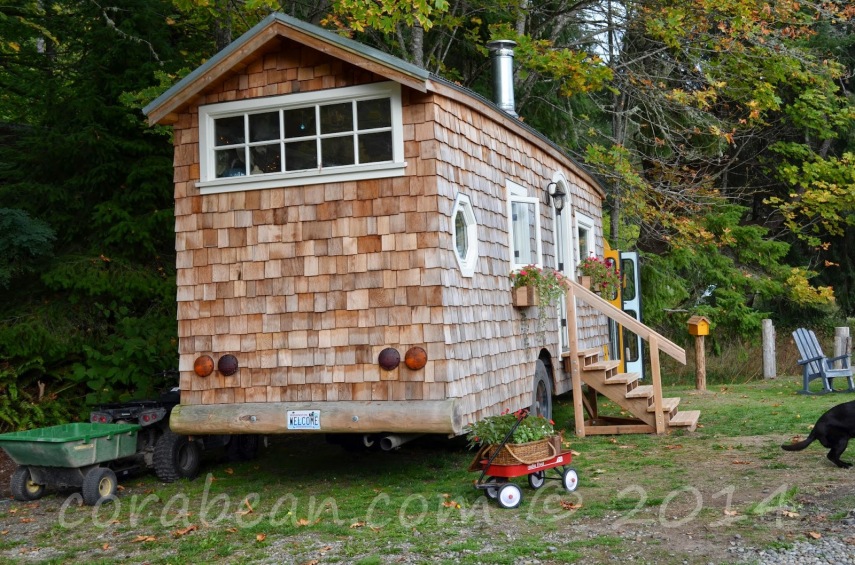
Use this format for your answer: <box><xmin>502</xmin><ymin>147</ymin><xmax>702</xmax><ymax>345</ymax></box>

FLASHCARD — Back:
<box><xmin>687</xmin><ymin>315</ymin><xmax>711</xmax><ymax>336</ymax></box>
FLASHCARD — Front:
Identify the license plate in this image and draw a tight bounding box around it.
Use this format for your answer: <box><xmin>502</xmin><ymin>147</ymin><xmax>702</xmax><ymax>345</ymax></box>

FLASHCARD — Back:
<box><xmin>287</xmin><ymin>410</ymin><xmax>320</xmax><ymax>430</ymax></box>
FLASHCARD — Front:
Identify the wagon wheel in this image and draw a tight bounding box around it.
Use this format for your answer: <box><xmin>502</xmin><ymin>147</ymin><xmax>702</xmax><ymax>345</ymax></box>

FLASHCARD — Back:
<box><xmin>528</xmin><ymin>470</ymin><xmax>546</xmax><ymax>490</ymax></box>
<box><xmin>10</xmin><ymin>466</ymin><xmax>45</xmax><ymax>502</ymax></box>
<box><xmin>82</xmin><ymin>467</ymin><xmax>118</xmax><ymax>506</ymax></box>
<box><xmin>154</xmin><ymin>431</ymin><xmax>201</xmax><ymax>482</ymax></box>
<box><xmin>562</xmin><ymin>467</ymin><xmax>579</xmax><ymax>492</ymax></box>
<box><xmin>483</xmin><ymin>476</ymin><xmax>507</xmax><ymax>500</ymax></box>
<box><xmin>530</xmin><ymin>360</ymin><xmax>553</xmax><ymax>420</ymax></box>
<box><xmin>497</xmin><ymin>483</ymin><xmax>523</xmax><ymax>509</ymax></box>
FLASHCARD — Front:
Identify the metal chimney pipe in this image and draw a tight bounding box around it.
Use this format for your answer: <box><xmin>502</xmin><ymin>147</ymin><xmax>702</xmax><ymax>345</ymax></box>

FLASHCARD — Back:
<box><xmin>486</xmin><ymin>40</ymin><xmax>518</xmax><ymax>117</ymax></box>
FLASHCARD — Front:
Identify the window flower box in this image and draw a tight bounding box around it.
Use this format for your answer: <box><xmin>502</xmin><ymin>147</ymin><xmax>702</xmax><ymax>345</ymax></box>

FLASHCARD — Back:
<box><xmin>512</xmin><ymin>285</ymin><xmax>539</xmax><ymax>308</ymax></box>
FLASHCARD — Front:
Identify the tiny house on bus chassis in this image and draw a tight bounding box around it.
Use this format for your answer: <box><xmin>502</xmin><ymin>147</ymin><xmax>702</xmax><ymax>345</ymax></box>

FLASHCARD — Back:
<box><xmin>143</xmin><ymin>13</ymin><xmax>698</xmax><ymax>446</ymax></box>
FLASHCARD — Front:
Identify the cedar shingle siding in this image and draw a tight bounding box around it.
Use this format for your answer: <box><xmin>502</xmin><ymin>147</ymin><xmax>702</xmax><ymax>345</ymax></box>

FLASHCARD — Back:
<box><xmin>151</xmin><ymin>14</ymin><xmax>606</xmax><ymax>434</ymax></box>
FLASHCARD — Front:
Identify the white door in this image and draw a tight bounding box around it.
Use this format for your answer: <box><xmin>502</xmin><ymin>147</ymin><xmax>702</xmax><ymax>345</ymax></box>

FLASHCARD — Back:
<box><xmin>620</xmin><ymin>251</ymin><xmax>645</xmax><ymax>378</ymax></box>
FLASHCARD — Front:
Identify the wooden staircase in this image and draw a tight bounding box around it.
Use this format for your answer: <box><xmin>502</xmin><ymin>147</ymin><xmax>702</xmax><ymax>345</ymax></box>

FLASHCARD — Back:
<box><xmin>564</xmin><ymin>279</ymin><xmax>701</xmax><ymax>436</ymax></box>
<box><xmin>563</xmin><ymin>347</ymin><xmax>701</xmax><ymax>435</ymax></box>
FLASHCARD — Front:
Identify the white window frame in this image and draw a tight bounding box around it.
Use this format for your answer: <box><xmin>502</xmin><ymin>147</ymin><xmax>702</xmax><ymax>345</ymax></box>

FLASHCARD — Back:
<box><xmin>451</xmin><ymin>193</ymin><xmax>478</xmax><ymax>277</ymax></box>
<box><xmin>550</xmin><ymin>173</ymin><xmax>573</xmax><ymax>353</ymax></box>
<box><xmin>575</xmin><ymin>211</ymin><xmax>596</xmax><ymax>269</ymax></box>
<box><xmin>197</xmin><ymin>82</ymin><xmax>406</xmax><ymax>194</ymax></box>
<box><xmin>506</xmin><ymin>180</ymin><xmax>543</xmax><ymax>271</ymax></box>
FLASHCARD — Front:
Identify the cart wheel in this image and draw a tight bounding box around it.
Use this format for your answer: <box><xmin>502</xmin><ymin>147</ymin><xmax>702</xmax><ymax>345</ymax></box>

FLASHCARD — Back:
<box><xmin>530</xmin><ymin>360</ymin><xmax>553</xmax><ymax>420</ymax></box>
<box><xmin>82</xmin><ymin>467</ymin><xmax>118</xmax><ymax>506</ymax></box>
<box><xmin>483</xmin><ymin>477</ymin><xmax>506</xmax><ymax>500</ymax></box>
<box><xmin>528</xmin><ymin>470</ymin><xmax>546</xmax><ymax>490</ymax></box>
<box><xmin>562</xmin><ymin>467</ymin><xmax>579</xmax><ymax>492</ymax></box>
<box><xmin>154</xmin><ymin>431</ymin><xmax>201</xmax><ymax>483</ymax></box>
<box><xmin>497</xmin><ymin>483</ymin><xmax>523</xmax><ymax>509</ymax></box>
<box><xmin>10</xmin><ymin>466</ymin><xmax>45</xmax><ymax>502</ymax></box>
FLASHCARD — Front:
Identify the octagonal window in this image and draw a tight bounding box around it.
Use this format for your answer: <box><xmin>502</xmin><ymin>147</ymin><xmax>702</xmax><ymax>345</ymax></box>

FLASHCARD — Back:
<box><xmin>452</xmin><ymin>194</ymin><xmax>478</xmax><ymax>277</ymax></box>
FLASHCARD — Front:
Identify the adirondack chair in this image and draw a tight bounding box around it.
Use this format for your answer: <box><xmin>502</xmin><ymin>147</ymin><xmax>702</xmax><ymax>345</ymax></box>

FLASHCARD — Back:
<box><xmin>792</xmin><ymin>328</ymin><xmax>855</xmax><ymax>394</ymax></box>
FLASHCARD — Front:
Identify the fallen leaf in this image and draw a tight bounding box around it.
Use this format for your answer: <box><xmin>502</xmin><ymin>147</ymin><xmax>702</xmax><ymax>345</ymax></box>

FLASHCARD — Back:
<box><xmin>132</xmin><ymin>535</ymin><xmax>157</xmax><ymax>543</ymax></box>
<box><xmin>8</xmin><ymin>509</ymin><xmax>17</xmax><ymax>514</ymax></box>
<box><xmin>723</xmin><ymin>509</ymin><xmax>738</xmax><ymax>516</ymax></box>
<box><xmin>173</xmin><ymin>525</ymin><xmax>197</xmax><ymax>538</ymax></box>
<box><xmin>117</xmin><ymin>485</ymin><xmax>125</xmax><ymax>491</ymax></box>
<box><xmin>781</xmin><ymin>510</ymin><xmax>799</xmax><ymax>518</ymax></box>
<box><xmin>236</xmin><ymin>498</ymin><xmax>254</xmax><ymax>516</ymax></box>
<box><xmin>296</xmin><ymin>518</ymin><xmax>310</xmax><ymax>527</ymax></box>
<box><xmin>560</xmin><ymin>500</ymin><xmax>582</xmax><ymax>511</ymax></box>
<box><xmin>256</xmin><ymin>533</ymin><xmax>266</xmax><ymax>542</ymax></box>
<box><xmin>102</xmin><ymin>543</ymin><xmax>110</xmax><ymax>550</ymax></box>
<box><xmin>301</xmin><ymin>560</ymin><xmax>319</xmax><ymax>565</ymax></box>
<box><xmin>441</xmin><ymin>500</ymin><xmax>460</xmax><ymax>508</ymax></box>
<box><xmin>19</xmin><ymin>518</ymin><xmax>34</xmax><ymax>524</ymax></box>
<box><xmin>664</xmin><ymin>445</ymin><xmax>683</xmax><ymax>450</ymax></box>
<box><xmin>808</xmin><ymin>531</ymin><xmax>821</xmax><ymax>539</ymax></box>
<box><xmin>593</xmin><ymin>469</ymin><xmax>607</xmax><ymax>474</ymax></box>
<box><xmin>570</xmin><ymin>450</ymin><xmax>581</xmax><ymax>456</ymax></box>
<box><xmin>350</xmin><ymin>521</ymin><xmax>365</xmax><ymax>528</ymax></box>
<box><xmin>1</xmin><ymin>530</ymin><xmax>8</xmax><ymax>535</ymax></box>
<box><xmin>226</xmin><ymin>527</ymin><xmax>238</xmax><ymax>533</ymax></box>
<box><xmin>618</xmin><ymin>444</ymin><xmax>637</xmax><ymax>449</ymax></box>
<box><xmin>225</xmin><ymin>468</ymin><xmax>234</xmax><ymax>475</ymax></box>
<box><xmin>731</xmin><ymin>460</ymin><xmax>751</xmax><ymax>465</ymax></box>
<box><xmin>843</xmin><ymin>536</ymin><xmax>855</xmax><ymax>545</ymax></box>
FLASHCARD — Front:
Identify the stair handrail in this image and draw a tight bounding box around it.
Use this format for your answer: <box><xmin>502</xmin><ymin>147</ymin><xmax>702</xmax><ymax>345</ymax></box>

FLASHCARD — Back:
<box><xmin>567</xmin><ymin>279</ymin><xmax>686</xmax><ymax>364</ymax></box>
<box><xmin>565</xmin><ymin>278</ymin><xmax>686</xmax><ymax>436</ymax></box>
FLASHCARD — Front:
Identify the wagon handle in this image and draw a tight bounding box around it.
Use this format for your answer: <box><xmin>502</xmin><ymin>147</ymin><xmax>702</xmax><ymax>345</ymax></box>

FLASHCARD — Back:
<box><xmin>478</xmin><ymin>409</ymin><xmax>528</xmax><ymax>481</ymax></box>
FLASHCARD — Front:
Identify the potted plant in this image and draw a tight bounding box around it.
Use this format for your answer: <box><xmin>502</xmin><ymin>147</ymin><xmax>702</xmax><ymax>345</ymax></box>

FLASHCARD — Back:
<box><xmin>578</xmin><ymin>255</ymin><xmax>621</xmax><ymax>298</ymax></box>
<box><xmin>509</xmin><ymin>265</ymin><xmax>568</xmax><ymax>308</ymax></box>
<box><xmin>465</xmin><ymin>409</ymin><xmax>560</xmax><ymax>465</ymax></box>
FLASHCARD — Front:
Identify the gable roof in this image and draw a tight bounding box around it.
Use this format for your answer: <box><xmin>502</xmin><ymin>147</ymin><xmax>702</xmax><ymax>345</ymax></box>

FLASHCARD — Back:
<box><xmin>143</xmin><ymin>13</ymin><xmax>431</xmax><ymax>126</ymax></box>
<box><xmin>143</xmin><ymin>12</ymin><xmax>606</xmax><ymax>196</ymax></box>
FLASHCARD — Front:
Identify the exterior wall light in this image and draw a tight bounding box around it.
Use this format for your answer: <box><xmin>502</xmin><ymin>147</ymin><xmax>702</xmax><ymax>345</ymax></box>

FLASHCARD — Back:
<box><xmin>547</xmin><ymin>182</ymin><xmax>566</xmax><ymax>214</ymax></box>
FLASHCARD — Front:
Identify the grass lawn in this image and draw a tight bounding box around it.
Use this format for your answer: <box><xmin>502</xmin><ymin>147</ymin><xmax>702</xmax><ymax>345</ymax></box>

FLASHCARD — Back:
<box><xmin>2</xmin><ymin>374</ymin><xmax>855</xmax><ymax>564</ymax></box>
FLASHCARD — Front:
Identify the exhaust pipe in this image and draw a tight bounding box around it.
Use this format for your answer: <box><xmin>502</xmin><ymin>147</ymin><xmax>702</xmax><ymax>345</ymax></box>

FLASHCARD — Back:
<box><xmin>486</xmin><ymin>39</ymin><xmax>518</xmax><ymax>117</ymax></box>
<box><xmin>379</xmin><ymin>433</ymin><xmax>423</xmax><ymax>451</ymax></box>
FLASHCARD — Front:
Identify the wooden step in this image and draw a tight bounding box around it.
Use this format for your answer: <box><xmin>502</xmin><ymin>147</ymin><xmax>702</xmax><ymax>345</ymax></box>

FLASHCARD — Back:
<box><xmin>605</xmin><ymin>372</ymin><xmax>641</xmax><ymax>385</ymax></box>
<box><xmin>668</xmin><ymin>410</ymin><xmax>701</xmax><ymax>432</ymax></box>
<box><xmin>584</xmin><ymin>359</ymin><xmax>621</xmax><ymax>373</ymax></box>
<box><xmin>576</xmin><ymin>348</ymin><xmax>602</xmax><ymax>368</ymax></box>
<box><xmin>625</xmin><ymin>384</ymin><xmax>653</xmax><ymax>399</ymax></box>
<box><xmin>648</xmin><ymin>397</ymin><xmax>680</xmax><ymax>413</ymax></box>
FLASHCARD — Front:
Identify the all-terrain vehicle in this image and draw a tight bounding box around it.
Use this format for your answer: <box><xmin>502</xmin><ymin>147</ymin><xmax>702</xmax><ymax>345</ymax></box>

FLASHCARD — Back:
<box><xmin>89</xmin><ymin>370</ymin><xmax>261</xmax><ymax>483</ymax></box>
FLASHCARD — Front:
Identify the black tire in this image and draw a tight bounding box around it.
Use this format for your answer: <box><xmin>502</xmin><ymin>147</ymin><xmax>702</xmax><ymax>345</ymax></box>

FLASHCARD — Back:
<box><xmin>497</xmin><ymin>483</ymin><xmax>523</xmax><ymax>509</ymax></box>
<box><xmin>484</xmin><ymin>476</ymin><xmax>506</xmax><ymax>500</ymax></box>
<box><xmin>227</xmin><ymin>434</ymin><xmax>260</xmax><ymax>462</ymax></box>
<box><xmin>562</xmin><ymin>467</ymin><xmax>579</xmax><ymax>492</ymax></box>
<box><xmin>154</xmin><ymin>431</ymin><xmax>201</xmax><ymax>483</ymax></box>
<box><xmin>528</xmin><ymin>470</ymin><xmax>546</xmax><ymax>490</ymax></box>
<box><xmin>531</xmin><ymin>360</ymin><xmax>553</xmax><ymax>420</ymax></box>
<box><xmin>10</xmin><ymin>466</ymin><xmax>45</xmax><ymax>502</ymax></box>
<box><xmin>81</xmin><ymin>467</ymin><xmax>117</xmax><ymax>506</ymax></box>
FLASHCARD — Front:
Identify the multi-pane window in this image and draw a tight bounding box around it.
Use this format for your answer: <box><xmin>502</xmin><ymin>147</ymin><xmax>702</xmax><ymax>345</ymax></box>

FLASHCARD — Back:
<box><xmin>199</xmin><ymin>82</ymin><xmax>404</xmax><ymax>192</ymax></box>
<box><xmin>213</xmin><ymin>98</ymin><xmax>393</xmax><ymax>178</ymax></box>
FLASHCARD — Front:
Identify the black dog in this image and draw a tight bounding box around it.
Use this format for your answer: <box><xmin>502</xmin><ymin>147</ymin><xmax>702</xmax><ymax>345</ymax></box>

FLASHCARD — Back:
<box><xmin>782</xmin><ymin>400</ymin><xmax>855</xmax><ymax>468</ymax></box>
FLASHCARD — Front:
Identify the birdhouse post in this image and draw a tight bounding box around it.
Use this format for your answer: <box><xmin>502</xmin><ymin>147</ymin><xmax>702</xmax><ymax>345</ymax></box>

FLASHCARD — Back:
<box><xmin>687</xmin><ymin>316</ymin><xmax>711</xmax><ymax>391</ymax></box>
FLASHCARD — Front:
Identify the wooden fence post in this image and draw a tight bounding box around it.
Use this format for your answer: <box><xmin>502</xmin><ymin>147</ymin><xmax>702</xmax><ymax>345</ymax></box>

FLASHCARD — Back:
<box><xmin>834</xmin><ymin>327</ymin><xmax>851</xmax><ymax>369</ymax></box>
<box><xmin>762</xmin><ymin>319</ymin><xmax>776</xmax><ymax>379</ymax></box>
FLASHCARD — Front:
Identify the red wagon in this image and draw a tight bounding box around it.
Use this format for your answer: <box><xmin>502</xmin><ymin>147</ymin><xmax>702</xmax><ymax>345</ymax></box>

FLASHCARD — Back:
<box><xmin>468</xmin><ymin>412</ymin><xmax>579</xmax><ymax>509</ymax></box>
